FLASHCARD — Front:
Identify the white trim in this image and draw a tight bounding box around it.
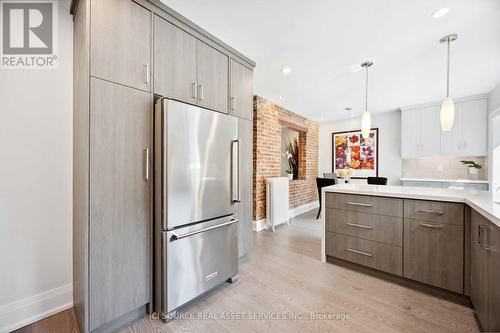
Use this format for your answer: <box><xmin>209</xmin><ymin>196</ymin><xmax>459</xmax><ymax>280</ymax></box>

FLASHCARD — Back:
<box><xmin>253</xmin><ymin>201</ymin><xmax>320</xmax><ymax>232</ymax></box>
<box><xmin>289</xmin><ymin>201</ymin><xmax>319</xmax><ymax>218</ymax></box>
<box><xmin>400</xmin><ymin>93</ymin><xmax>489</xmax><ymax>111</ymax></box>
<box><xmin>252</xmin><ymin>219</ymin><xmax>267</xmax><ymax>232</ymax></box>
<box><xmin>489</xmin><ymin>107</ymin><xmax>500</xmax><ymax>198</ymax></box>
<box><xmin>0</xmin><ymin>283</ymin><xmax>73</xmax><ymax>333</ymax></box>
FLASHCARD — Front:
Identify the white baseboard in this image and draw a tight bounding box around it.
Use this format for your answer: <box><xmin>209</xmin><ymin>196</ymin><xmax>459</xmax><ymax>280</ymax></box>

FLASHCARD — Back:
<box><xmin>0</xmin><ymin>283</ymin><xmax>73</xmax><ymax>333</ymax></box>
<box><xmin>290</xmin><ymin>200</ymin><xmax>319</xmax><ymax>218</ymax></box>
<box><xmin>252</xmin><ymin>219</ymin><xmax>267</xmax><ymax>232</ymax></box>
<box><xmin>253</xmin><ymin>201</ymin><xmax>319</xmax><ymax>232</ymax></box>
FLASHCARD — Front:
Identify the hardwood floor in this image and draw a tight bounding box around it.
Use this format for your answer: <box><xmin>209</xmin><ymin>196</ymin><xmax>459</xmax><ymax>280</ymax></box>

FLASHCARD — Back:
<box><xmin>14</xmin><ymin>209</ymin><xmax>480</xmax><ymax>333</ymax></box>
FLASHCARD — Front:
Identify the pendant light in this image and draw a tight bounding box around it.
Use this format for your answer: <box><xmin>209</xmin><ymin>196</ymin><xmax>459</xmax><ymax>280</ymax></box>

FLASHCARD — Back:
<box><xmin>345</xmin><ymin>107</ymin><xmax>352</xmax><ymax>162</ymax></box>
<box><xmin>439</xmin><ymin>34</ymin><xmax>458</xmax><ymax>131</ymax></box>
<box><xmin>361</xmin><ymin>61</ymin><xmax>373</xmax><ymax>139</ymax></box>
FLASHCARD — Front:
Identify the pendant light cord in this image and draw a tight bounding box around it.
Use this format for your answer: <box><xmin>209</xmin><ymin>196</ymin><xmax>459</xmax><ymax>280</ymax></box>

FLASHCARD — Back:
<box><xmin>446</xmin><ymin>38</ymin><xmax>450</xmax><ymax>97</ymax></box>
<box><xmin>365</xmin><ymin>65</ymin><xmax>369</xmax><ymax>112</ymax></box>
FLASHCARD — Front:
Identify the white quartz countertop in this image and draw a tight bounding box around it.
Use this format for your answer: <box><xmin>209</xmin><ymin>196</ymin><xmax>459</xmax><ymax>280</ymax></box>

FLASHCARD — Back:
<box><xmin>400</xmin><ymin>177</ymin><xmax>489</xmax><ymax>184</ymax></box>
<box><xmin>320</xmin><ymin>184</ymin><xmax>500</xmax><ymax>263</ymax></box>
<box><xmin>322</xmin><ymin>184</ymin><xmax>500</xmax><ymax>228</ymax></box>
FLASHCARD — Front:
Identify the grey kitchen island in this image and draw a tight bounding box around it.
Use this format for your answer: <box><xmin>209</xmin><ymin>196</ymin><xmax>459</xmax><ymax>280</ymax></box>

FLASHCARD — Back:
<box><xmin>321</xmin><ymin>184</ymin><xmax>500</xmax><ymax>332</ymax></box>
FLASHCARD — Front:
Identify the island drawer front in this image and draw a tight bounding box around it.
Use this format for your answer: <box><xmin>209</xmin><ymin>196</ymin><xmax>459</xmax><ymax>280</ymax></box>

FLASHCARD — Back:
<box><xmin>325</xmin><ymin>193</ymin><xmax>403</xmax><ymax>217</ymax></box>
<box><xmin>326</xmin><ymin>232</ymin><xmax>402</xmax><ymax>276</ymax></box>
<box><xmin>403</xmin><ymin>199</ymin><xmax>464</xmax><ymax>225</ymax></box>
<box><xmin>326</xmin><ymin>208</ymin><xmax>403</xmax><ymax>246</ymax></box>
<box><xmin>403</xmin><ymin>218</ymin><xmax>464</xmax><ymax>293</ymax></box>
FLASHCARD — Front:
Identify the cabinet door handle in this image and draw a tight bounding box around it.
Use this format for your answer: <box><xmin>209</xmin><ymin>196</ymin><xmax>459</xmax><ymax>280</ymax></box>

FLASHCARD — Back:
<box><xmin>419</xmin><ymin>222</ymin><xmax>444</xmax><ymax>229</ymax></box>
<box><xmin>347</xmin><ymin>248</ymin><xmax>373</xmax><ymax>257</ymax></box>
<box><xmin>144</xmin><ymin>64</ymin><xmax>149</xmax><ymax>85</ymax></box>
<box><xmin>346</xmin><ymin>201</ymin><xmax>373</xmax><ymax>207</ymax></box>
<box><xmin>192</xmin><ymin>82</ymin><xmax>197</xmax><ymax>99</ymax></box>
<box><xmin>144</xmin><ymin>148</ymin><xmax>150</xmax><ymax>181</ymax></box>
<box><xmin>347</xmin><ymin>222</ymin><xmax>373</xmax><ymax>230</ymax></box>
<box><xmin>231</xmin><ymin>96</ymin><xmax>236</xmax><ymax>112</ymax></box>
<box><xmin>198</xmin><ymin>84</ymin><xmax>204</xmax><ymax>101</ymax></box>
<box><xmin>478</xmin><ymin>224</ymin><xmax>493</xmax><ymax>250</ymax></box>
<box><xmin>418</xmin><ymin>209</ymin><xmax>443</xmax><ymax>215</ymax></box>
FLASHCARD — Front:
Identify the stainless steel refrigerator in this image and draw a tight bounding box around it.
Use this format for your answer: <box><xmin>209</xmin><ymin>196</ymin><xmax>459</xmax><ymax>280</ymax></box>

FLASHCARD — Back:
<box><xmin>153</xmin><ymin>98</ymin><xmax>239</xmax><ymax>321</ymax></box>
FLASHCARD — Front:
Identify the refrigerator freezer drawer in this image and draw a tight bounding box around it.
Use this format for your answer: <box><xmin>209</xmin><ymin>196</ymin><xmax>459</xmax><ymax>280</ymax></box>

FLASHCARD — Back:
<box><xmin>160</xmin><ymin>217</ymin><xmax>238</xmax><ymax>314</ymax></box>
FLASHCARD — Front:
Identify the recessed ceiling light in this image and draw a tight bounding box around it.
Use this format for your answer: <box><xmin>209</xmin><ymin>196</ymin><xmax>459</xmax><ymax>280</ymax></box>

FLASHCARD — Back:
<box><xmin>281</xmin><ymin>67</ymin><xmax>291</xmax><ymax>75</ymax></box>
<box><xmin>432</xmin><ymin>7</ymin><xmax>450</xmax><ymax>18</ymax></box>
<box><xmin>344</xmin><ymin>107</ymin><xmax>355</xmax><ymax>117</ymax></box>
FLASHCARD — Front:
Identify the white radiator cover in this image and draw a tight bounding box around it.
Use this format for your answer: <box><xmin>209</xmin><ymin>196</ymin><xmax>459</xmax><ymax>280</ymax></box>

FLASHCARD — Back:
<box><xmin>266</xmin><ymin>177</ymin><xmax>290</xmax><ymax>230</ymax></box>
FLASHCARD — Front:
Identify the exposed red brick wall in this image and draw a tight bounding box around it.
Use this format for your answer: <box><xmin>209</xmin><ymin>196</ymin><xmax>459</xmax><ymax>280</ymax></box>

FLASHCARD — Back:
<box><xmin>253</xmin><ymin>95</ymin><xmax>319</xmax><ymax>221</ymax></box>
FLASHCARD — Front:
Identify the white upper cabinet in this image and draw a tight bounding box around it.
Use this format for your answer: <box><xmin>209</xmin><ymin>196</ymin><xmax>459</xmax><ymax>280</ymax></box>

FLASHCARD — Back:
<box><xmin>401</xmin><ymin>106</ymin><xmax>440</xmax><ymax>158</ymax></box>
<box><xmin>461</xmin><ymin>99</ymin><xmax>488</xmax><ymax>156</ymax></box>
<box><xmin>420</xmin><ymin>106</ymin><xmax>441</xmax><ymax>156</ymax></box>
<box><xmin>441</xmin><ymin>99</ymin><xmax>488</xmax><ymax>157</ymax></box>
<box><xmin>440</xmin><ymin>103</ymin><xmax>464</xmax><ymax>156</ymax></box>
<box><xmin>402</xmin><ymin>96</ymin><xmax>488</xmax><ymax>158</ymax></box>
<box><xmin>401</xmin><ymin>108</ymin><xmax>422</xmax><ymax>158</ymax></box>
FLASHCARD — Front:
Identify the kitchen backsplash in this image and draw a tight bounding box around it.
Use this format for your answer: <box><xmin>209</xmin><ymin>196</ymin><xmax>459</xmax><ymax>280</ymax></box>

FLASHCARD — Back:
<box><xmin>402</xmin><ymin>156</ymin><xmax>488</xmax><ymax>180</ymax></box>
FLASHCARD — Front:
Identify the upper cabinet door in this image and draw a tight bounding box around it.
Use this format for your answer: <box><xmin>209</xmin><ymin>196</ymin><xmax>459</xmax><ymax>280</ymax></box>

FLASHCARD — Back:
<box><xmin>461</xmin><ymin>99</ymin><xmax>488</xmax><ymax>156</ymax></box>
<box><xmin>197</xmin><ymin>41</ymin><xmax>229</xmax><ymax>113</ymax></box>
<box><xmin>91</xmin><ymin>0</ymin><xmax>151</xmax><ymax>92</ymax></box>
<box><xmin>440</xmin><ymin>103</ymin><xmax>463</xmax><ymax>156</ymax></box>
<box><xmin>401</xmin><ymin>109</ymin><xmax>421</xmax><ymax>158</ymax></box>
<box><xmin>154</xmin><ymin>15</ymin><xmax>198</xmax><ymax>104</ymax></box>
<box><xmin>420</xmin><ymin>106</ymin><xmax>441</xmax><ymax>156</ymax></box>
<box><xmin>230</xmin><ymin>60</ymin><xmax>253</xmax><ymax>120</ymax></box>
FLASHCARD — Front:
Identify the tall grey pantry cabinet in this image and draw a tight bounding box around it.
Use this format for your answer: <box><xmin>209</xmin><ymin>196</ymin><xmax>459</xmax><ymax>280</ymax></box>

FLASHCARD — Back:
<box><xmin>71</xmin><ymin>0</ymin><xmax>256</xmax><ymax>332</ymax></box>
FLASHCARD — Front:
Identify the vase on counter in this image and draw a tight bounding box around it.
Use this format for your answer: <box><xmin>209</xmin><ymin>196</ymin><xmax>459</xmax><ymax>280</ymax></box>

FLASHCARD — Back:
<box><xmin>287</xmin><ymin>173</ymin><xmax>293</xmax><ymax>180</ymax></box>
<box><xmin>468</xmin><ymin>167</ymin><xmax>479</xmax><ymax>180</ymax></box>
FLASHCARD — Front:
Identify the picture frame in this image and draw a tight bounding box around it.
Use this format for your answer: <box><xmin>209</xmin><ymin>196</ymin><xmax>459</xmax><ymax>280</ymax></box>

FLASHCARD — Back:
<box><xmin>331</xmin><ymin>128</ymin><xmax>379</xmax><ymax>179</ymax></box>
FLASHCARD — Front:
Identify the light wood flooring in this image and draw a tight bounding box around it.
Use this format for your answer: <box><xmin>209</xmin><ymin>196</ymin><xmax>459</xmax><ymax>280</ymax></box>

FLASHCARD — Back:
<box><xmin>14</xmin><ymin>210</ymin><xmax>480</xmax><ymax>333</ymax></box>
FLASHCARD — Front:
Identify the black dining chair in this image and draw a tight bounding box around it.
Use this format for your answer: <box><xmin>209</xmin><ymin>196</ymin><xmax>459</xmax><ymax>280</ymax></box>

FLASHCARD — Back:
<box><xmin>316</xmin><ymin>177</ymin><xmax>337</xmax><ymax>219</ymax></box>
<box><xmin>367</xmin><ymin>177</ymin><xmax>388</xmax><ymax>185</ymax></box>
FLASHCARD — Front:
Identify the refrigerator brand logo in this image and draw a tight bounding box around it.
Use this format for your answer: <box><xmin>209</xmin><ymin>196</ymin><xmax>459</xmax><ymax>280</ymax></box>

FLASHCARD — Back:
<box><xmin>1</xmin><ymin>0</ymin><xmax>58</xmax><ymax>69</ymax></box>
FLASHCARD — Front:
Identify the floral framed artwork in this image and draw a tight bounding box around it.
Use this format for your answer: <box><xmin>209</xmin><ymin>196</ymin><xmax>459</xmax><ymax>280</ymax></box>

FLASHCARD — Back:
<box><xmin>331</xmin><ymin>128</ymin><xmax>379</xmax><ymax>178</ymax></box>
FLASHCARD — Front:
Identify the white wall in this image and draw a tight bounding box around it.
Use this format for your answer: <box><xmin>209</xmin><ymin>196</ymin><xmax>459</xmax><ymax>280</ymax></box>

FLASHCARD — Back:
<box><xmin>319</xmin><ymin>111</ymin><xmax>402</xmax><ymax>185</ymax></box>
<box><xmin>0</xmin><ymin>1</ymin><xmax>73</xmax><ymax>331</ymax></box>
<box><xmin>488</xmin><ymin>82</ymin><xmax>500</xmax><ymax>114</ymax></box>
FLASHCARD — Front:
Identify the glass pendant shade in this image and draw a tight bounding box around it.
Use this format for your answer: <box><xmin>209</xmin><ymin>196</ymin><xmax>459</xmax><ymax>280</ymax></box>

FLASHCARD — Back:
<box><xmin>361</xmin><ymin>111</ymin><xmax>371</xmax><ymax>139</ymax></box>
<box><xmin>440</xmin><ymin>96</ymin><xmax>455</xmax><ymax>131</ymax></box>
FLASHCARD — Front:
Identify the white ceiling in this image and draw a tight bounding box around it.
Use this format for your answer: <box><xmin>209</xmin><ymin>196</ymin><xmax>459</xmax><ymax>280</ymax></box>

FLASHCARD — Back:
<box><xmin>160</xmin><ymin>0</ymin><xmax>500</xmax><ymax>122</ymax></box>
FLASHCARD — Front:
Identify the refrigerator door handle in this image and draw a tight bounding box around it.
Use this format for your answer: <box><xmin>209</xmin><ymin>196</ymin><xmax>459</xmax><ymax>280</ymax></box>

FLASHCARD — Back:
<box><xmin>170</xmin><ymin>218</ymin><xmax>238</xmax><ymax>241</ymax></box>
<box><xmin>158</xmin><ymin>98</ymin><xmax>168</xmax><ymax>230</ymax></box>
<box><xmin>231</xmin><ymin>139</ymin><xmax>240</xmax><ymax>203</ymax></box>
